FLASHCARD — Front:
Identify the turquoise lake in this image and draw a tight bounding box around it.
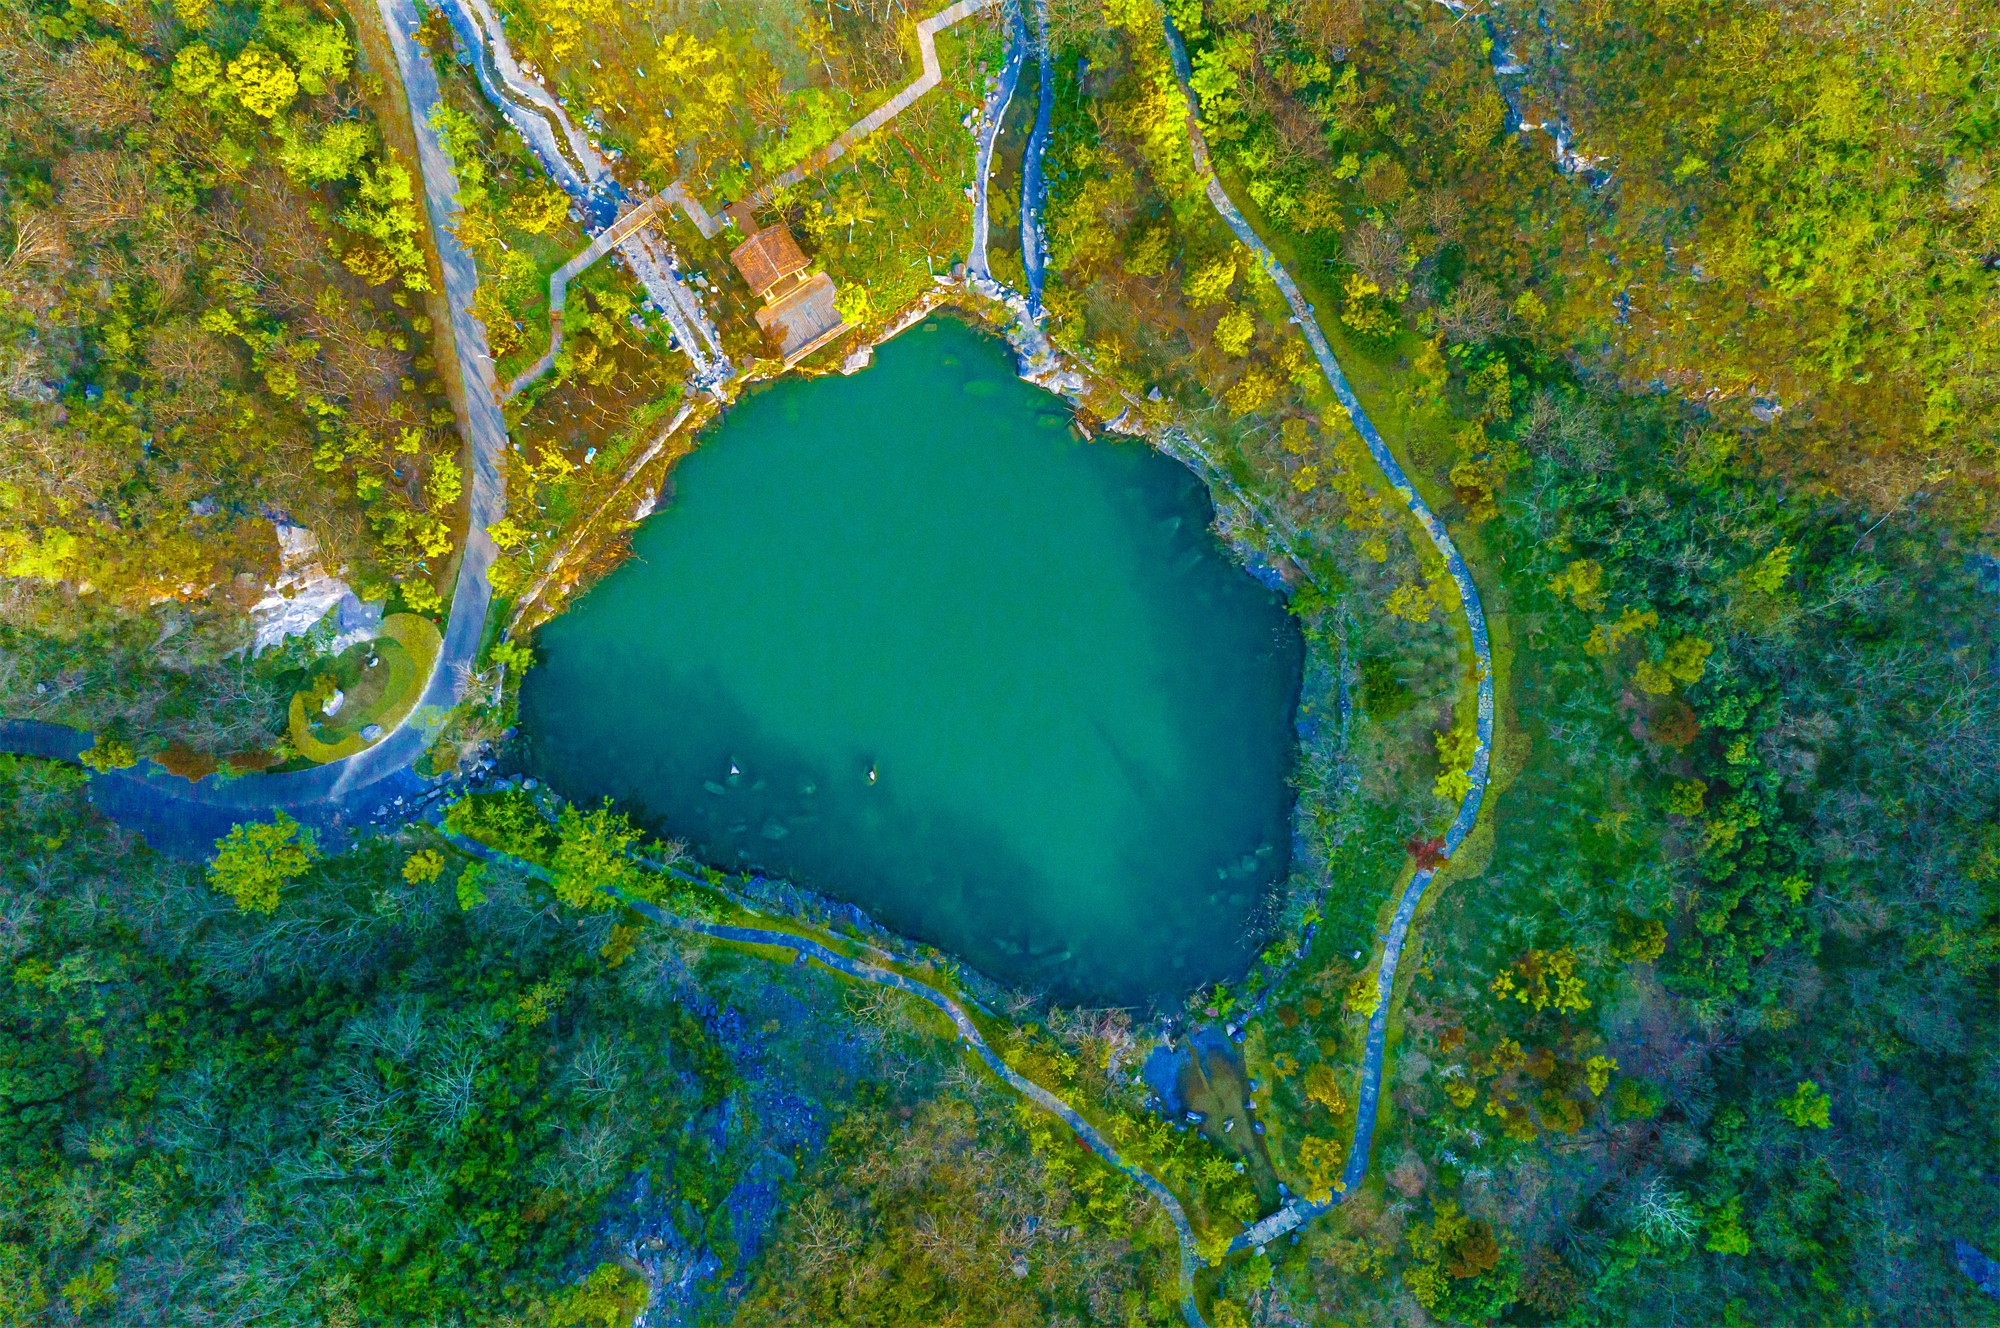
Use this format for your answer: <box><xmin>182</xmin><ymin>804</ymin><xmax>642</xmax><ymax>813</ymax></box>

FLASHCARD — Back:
<box><xmin>520</xmin><ymin>318</ymin><xmax>1301</xmax><ymax>1006</ymax></box>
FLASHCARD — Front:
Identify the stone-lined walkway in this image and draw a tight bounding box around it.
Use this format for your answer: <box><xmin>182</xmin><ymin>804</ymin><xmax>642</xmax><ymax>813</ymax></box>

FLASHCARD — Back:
<box><xmin>493</xmin><ymin>0</ymin><xmax>994</xmax><ymax>397</ymax></box>
<box><xmin>438</xmin><ymin>827</ymin><xmax>1213</xmax><ymax>1326</ymax></box>
<box><xmin>1161</xmin><ymin>13</ymin><xmax>1496</xmax><ymax>1255</ymax></box>
<box><xmin>729</xmin><ymin>0</ymin><xmax>997</xmax><ymax>223</ymax></box>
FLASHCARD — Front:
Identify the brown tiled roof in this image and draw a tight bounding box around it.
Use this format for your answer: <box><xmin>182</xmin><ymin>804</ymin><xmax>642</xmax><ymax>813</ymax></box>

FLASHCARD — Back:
<box><xmin>729</xmin><ymin>224</ymin><xmax>810</xmax><ymax>299</ymax></box>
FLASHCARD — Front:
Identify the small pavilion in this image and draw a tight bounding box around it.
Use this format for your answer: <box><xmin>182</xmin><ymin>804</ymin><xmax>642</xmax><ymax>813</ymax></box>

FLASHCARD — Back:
<box><xmin>727</xmin><ymin>222</ymin><xmax>847</xmax><ymax>365</ymax></box>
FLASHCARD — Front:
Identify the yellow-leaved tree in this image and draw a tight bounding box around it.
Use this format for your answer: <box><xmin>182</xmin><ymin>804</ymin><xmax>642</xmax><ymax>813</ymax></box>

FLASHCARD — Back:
<box><xmin>548</xmin><ymin>802</ymin><xmax>644</xmax><ymax>909</ymax></box>
<box><xmin>1303</xmin><ymin>1061</ymin><xmax>1346</xmax><ymax>1114</ymax></box>
<box><xmin>208</xmin><ymin>813</ymin><xmax>319</xmax><ymax>913</ymax></box>
<box><xmin>225</xmin><ymin>44</ymin><xmax>298</xmax><ymax>119</ymax></box>
<box><xmin>1295</xmin><ymin>1134</ymin><xmax>1346</xmax><ymax>1203</ymax></box>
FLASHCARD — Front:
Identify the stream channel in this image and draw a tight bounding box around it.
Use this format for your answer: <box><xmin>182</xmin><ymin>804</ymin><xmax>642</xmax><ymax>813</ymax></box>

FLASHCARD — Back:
<box><xmin>521</xmin><ymin>319</ymin><xmax>1302</xmax><ymax>1007</ymax></box>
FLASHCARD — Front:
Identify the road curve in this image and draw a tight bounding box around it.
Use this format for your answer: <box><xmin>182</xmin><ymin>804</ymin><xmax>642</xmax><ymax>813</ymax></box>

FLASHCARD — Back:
<box><xmin>1159</xmin><ymin>13</ymin><xmax>1496</xmax><ymax>1252</ymax></box>
<box><xmin>0</xmin><ymin>0</ymin><xmax>508</xmax><ymax>856</ymax></box>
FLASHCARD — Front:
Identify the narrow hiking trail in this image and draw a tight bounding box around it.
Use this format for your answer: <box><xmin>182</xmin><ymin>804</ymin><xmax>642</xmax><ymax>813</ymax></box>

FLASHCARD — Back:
<box><xmin>1160</xmin><ymin>12</ymin><xmax>1496</xmax><ymax>1252</ymax></box>
<box><xmin>0</xmin><ymin>8</ymin><xmax>1498</xmax><ymax>1321</ymax></box>
<box><xmin>484</xmin><ymin>0</ymin><xmax>997</xmax><ymax>396</ymax></box>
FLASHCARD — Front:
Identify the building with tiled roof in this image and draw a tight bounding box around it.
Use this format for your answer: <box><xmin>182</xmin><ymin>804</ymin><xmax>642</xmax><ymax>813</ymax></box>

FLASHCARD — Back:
<box><xmin>729</xmin><ymin>224</ymin><xmax>811</xmax><ymax>302</ymax></box>
<box><xmin>728</xmin><ymin>222</ymin><xmax>847</xmax><ymax>364</ymax></box>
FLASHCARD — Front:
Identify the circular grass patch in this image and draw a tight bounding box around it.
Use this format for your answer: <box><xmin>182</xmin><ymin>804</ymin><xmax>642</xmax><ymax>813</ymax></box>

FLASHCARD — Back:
<box><xmin>288</xmin><ymin>614</ymin><xmax>443</xmax><ymax>764</ymax></box>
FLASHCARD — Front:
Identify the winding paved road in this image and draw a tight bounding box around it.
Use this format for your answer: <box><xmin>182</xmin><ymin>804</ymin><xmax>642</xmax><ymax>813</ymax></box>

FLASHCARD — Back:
<box><xmin>1160</xmin><ymin>14</ymin><xmax>1495</xmax><ymax>1252</ymax></box>
<box><xmin>4</xmin><ymin>10</ymin><xmax>1496</xmax><ymax>1318</ymax></box>
<box><xmin>0</xmin><ymin>1</ymin><xmax>508</xmax><ymax>855</ymax></box>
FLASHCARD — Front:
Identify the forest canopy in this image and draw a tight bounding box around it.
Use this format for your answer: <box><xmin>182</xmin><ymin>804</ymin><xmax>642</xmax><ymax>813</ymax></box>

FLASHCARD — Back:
<box><xmin>0</xmin><ymin>0</ymin><xmax>464</xmax><ymax>614</ymax></box>
<box><xmin>1</xmin><ymin>0</ymin><xmax>1997</xmax><ymax>1324</ymax></box>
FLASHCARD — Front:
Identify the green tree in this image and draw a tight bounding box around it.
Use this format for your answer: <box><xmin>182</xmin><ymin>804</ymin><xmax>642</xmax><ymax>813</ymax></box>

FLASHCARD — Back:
<box><xmin>455</xmin><ymin>862</ymin><xmax>489</xmax><ymax>910</ymax></box>
<box><xmin>208</xmin><ymin>812</ymin><xmax>319</xmax><ymax>913</ymax></box>
<box><xmin>549</xmin><ymin>802</ymin><xmax>643</xmax><ymax>909</ymax></box>
<box><xmin>545</xmin><ymin>1263</ymin><xmax>646</xmax><ymax>1327</ymax></box>
<box><xmin>1777</xmin><ymin>1081</ymin><xmax>1832</xmax><ymax>1130</ymax></box>
<box><xmin>444</xmin><ymin>791</ymin><xmax>550</xmax><ymax>859</ymax></box>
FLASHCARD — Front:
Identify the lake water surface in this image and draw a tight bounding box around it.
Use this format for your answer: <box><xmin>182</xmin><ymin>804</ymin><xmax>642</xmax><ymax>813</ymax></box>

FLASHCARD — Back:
<box><xmin>521</xmin><ymin>319</ymin><xmax>1300</xmax><ymax>1006</ymax></box>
